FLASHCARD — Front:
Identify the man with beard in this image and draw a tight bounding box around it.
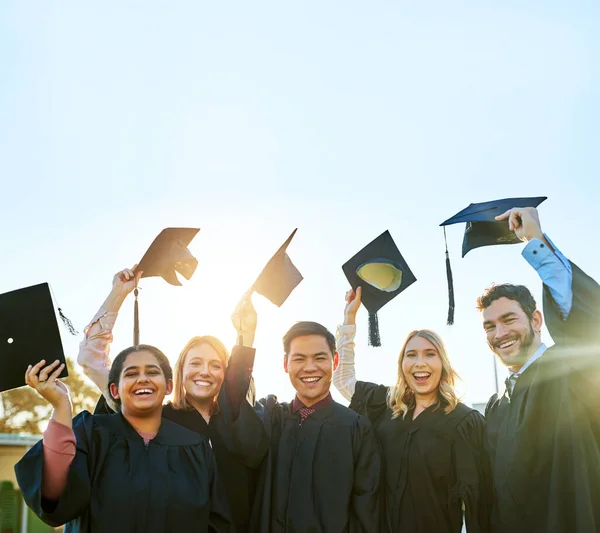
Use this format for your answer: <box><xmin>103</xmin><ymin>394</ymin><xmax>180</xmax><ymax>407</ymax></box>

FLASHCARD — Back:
<box><xmin>477</xmin><ymin>206</ymin><xmax>600</xmax><ymax>533</ymax></box>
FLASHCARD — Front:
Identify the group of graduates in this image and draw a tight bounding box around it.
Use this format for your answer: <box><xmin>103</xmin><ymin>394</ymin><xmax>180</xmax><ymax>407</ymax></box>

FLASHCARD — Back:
<box><xmin>13</xmin><ymin>204</ymin><xmax>600</xmax><ymax>533</ymax></box>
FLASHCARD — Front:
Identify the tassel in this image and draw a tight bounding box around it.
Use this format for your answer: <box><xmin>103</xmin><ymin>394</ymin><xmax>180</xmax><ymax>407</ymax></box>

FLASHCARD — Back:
<box><xmin>133</xmin><ymin>287</ymin><xmax>140</xmax><ymax>346</ymax></box>
<box><xmin>58</xmin><ymin>308</ymin><xmax>79</xmax><ymax>336</ymax></box>
<box><xmin>368</xmin><ymin>311</ymin><xmax>381</xmax><ymax>347</ymax></box>
<box><xmin>444</xmin><ymin>227</ymin><xmax>455</xmax><ymax>325</ymax></box>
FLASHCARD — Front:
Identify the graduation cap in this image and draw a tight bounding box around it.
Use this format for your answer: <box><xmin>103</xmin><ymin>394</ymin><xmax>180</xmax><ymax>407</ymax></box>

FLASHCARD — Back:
<box><xmin>251</xmin><ymin>229</ymin><xmax>303</xmax><ymax>307</ymax></box>
<box><xmin>0</xmin><ymin>283</ymin><xmax>68</xmax><ymax>393</ymax></box>
<box><xmin>342</xmin><ymin>230</ymin><xmax>417</xmax><ymax>347</ymax></box>
<box><xmin>132</xmin><ymin>227</ymin><xmax>200</xmax><ymax>345</ymax></box>
<box><xmin>440</xmin><ymin>196</ymin><xmax>547</xmax><ymax>324</ymax></box>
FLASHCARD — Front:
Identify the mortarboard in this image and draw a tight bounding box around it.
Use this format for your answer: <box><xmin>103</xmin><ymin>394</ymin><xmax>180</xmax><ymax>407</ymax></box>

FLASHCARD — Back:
<box><xmin>342</xmin><ymin>230</ymin><xmax>417</xmax><ymax>347</ymax></box>
<box><xmin>132</xmin><ymin>227</ymin><xmax>200</xmax><ymax>345</ymax></box>
<box><xmin>0</xmin><ymin>283</ymin><xmax>68</xmax><ymax>392</ymax></box>
<box><xmin>251</xmin><ymin>229</ymin><xmax>303</xmax><ymax>307</ymax></box>
<box><xmin>440</xmin><ymin>196</ymin><xmax>547</xmax><ymax>324</ymax></box>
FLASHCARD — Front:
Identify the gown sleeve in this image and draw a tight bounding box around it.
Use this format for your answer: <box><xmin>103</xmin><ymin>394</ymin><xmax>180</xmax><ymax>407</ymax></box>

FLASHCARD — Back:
<box><xmin>215</xmin><ymin>346</ymin><xmax>270</xmax><ymax>469</ymax></box>
<box><xmin>15</xmin><ymin>411</ymin><xmax>95</xmax><ymax>527</ymax></box>
<box><xmin>350</xmin><ymin>416</ymin><xmax>382</xmax><ymax>533</ymax></box>
<box><xmin>348</xmin><ymin>380</ymin><xmax>390</xmax><ymax>423</ymax></box>
<box><xmin>543</xmin><ymin>262</ymin><xmax>600</xmax><ymax>349</ymax></box>
<box><xmin>453</xmin><ymin>410</ymin><xmax>493</xmax><ymax>533</ymax></box>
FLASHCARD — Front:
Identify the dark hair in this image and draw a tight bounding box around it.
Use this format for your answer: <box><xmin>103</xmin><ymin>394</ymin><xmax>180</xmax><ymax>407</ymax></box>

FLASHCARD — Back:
<box><xmin>108</xmin><ymin>344</ymin><xmax>173</xmax><ymax>406</ymax></box>
<box><xmin>476</xmin><ymin>284</ymin><xmax>537</xmax><ymax>320</ymax></box>
<box><xmin>283</xmin><ymin>321</ymin><xmax>336</xmax><ymax>357</ymax></box>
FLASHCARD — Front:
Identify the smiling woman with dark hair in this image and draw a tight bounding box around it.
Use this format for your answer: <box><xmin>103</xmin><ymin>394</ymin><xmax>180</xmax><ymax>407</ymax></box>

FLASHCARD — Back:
<box><xmin>15</xmin><ymin>347</ymin><xmax>233</xmax><ymax>533</ymax></box>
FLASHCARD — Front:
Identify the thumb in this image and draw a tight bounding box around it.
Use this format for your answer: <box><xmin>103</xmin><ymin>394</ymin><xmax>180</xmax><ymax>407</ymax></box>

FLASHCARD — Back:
<box><xmin>495</xmin><ymin>209</ymin><xmax>512</xmax><ymax>222</ymax></box>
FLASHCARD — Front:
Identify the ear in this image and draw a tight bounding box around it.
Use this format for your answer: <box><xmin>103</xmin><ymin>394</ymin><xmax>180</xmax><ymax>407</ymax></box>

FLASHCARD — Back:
<box><xmin>531</xmin><ymin>309</ymin><xmax>543</xmax><ymax>333</ymax></box>
<box><xmin>166</xmin><ymin>378</ymin><xmax>174</xmax><ymax>395</ymax></box>
<box><xmin>283</xmin><ymin>354</ymin><xmax>289</xmax><ymax>373</ymax></box>
<box><xmin>109</xmin><ymin>383</ymin><xmax>120</xmax><ymax>401</ymax></box>
<box><xmin>333</xmin><ymin>351</ymin><xmax>339</xmax><ymax>371</ymax></box>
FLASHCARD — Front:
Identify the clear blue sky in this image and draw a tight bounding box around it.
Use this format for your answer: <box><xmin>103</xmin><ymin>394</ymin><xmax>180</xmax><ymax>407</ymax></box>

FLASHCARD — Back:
<box><xmin>1</xmin><ymin>1</ymin><xmax>598</xmax><ymax>406</ymax></box>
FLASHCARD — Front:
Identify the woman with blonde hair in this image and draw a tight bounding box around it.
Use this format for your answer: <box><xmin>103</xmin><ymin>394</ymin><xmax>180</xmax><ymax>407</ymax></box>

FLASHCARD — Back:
<box><xmin>333</xmin><ymin>287</ymin><xmax>492</xmax><ymax>533</ymax></box>
<box><xmin>78</xmin><ymin>268</ymin><xmax>267</xmax><ymax>533</ymax></box>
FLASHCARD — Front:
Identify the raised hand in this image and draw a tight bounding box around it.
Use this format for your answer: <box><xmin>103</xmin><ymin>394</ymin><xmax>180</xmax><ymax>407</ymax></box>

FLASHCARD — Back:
<box><xmin>232</xmin><ymin>290</ymin><xmax>258</xmax><ymax>347</ymax></box>
<box><xmin>344</xmin><ymin>286</ymin><xmax>362</xmax><ymax>325</ymax></box>
<box><xmin>25</xmin><ymin>360</ymin><xmax>71</xmax><ymax>408</ymax></box>
<box><xmin>495</xmin><ymin>207</ymin><xmax>545</xmax><ymax>244</ymax></box>
<box><xmin>112</xmin><ymin>265</ymin><xmax>143</xmax><ymax>296</ymax></box>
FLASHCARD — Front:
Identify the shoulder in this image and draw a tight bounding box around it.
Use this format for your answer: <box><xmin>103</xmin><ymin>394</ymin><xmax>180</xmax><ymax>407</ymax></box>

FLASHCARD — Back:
<box><xmin>156</xmin><ymin>418</ymin><xmax>207</xmax><ymax>447</ymax></box>
<box><xmin>446</xmin><ymin>403</ymin><xmax>486</xmax><ymax>441</ymax></box>
<box><xmin>328</xmin><ymin>401</ymin><xmax>374</xmax><ymax>432</ymax></box>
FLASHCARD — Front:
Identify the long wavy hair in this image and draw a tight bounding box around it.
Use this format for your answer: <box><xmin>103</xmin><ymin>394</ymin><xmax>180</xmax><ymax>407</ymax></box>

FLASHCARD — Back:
<box><xmin>172</xmin><ymin>336</ymin><xmax>230</xmax><ymax>410</ymax></box>
<box><xmin>386</xmin><ymin>329</ymin><xmax>461</xmax><ymax>419</ymax></box>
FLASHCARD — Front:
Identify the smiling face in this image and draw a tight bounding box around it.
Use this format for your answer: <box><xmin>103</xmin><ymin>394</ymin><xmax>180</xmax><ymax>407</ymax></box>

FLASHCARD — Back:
<box><xmin>109</xmin><ymin>350</ymin><xmax>172</xmax><ymax>416</ymax></box>
<box><xmin>401</xmin><ymin>336</ymin><xmax>443</xmax><ymax>401</ymax></box>
<box><xmin>482</xmin><ymin>296</ymin><xmax>542</xmax><ymax>371</ymax></box>
<box><xmin>182</xmin><ymin>343</ymin><xmax>226</xmax><ymax>407</ymax></box>
<box><xmin>284</xmin><ymin>334</ymin><xmax>339</xmax><ymax>407</ymax></box>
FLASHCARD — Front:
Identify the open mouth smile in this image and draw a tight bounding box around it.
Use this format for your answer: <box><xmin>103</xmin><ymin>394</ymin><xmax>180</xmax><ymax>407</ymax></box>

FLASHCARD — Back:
<box><xmin>300</xmin><ymin>376</ymin><xmax>322</xmax><ymax>386</ymax></box>
<box><xmin>412</xmin><ymin>372</ymin><xmax>431</xmax><ymax>384</ymax></box>
<box><xmin>133</xmin><ymin>388</ymin><xmax>155</xmax><ymax>396</ymax></box>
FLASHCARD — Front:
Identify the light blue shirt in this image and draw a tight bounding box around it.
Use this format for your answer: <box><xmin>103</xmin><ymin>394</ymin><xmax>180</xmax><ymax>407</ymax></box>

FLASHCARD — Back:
<box><xmin>507</xmin><ymin>234</ymin><xmax>573</xmax><ymax>393</ymax></box>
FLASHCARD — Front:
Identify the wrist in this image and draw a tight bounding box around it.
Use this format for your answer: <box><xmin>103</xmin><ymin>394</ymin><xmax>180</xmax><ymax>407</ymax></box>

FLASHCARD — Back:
<box><xmin>343</xmin><ymin>314</ymin><xmax>357</xmax><ymax>325</ymax></box>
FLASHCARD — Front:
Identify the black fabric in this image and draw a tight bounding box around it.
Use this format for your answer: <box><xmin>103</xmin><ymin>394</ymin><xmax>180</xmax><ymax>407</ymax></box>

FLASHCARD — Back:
<box><xmin>0</xmin><ymin>282</ymin><xmax>68</xmax><ymax>392</ymax></box>
<box><xmin>93</xmin><ymin>345</ymin><xmax>267</xmax><ymax>533</ymax></box>
<box><xmin>250</xmin><ymin>396</ymin><xmax>381</xmax><ymax>533</ymax></box>
<box><xmin>350</xmin><ymin>382</ymin><xmax>492</xmax><ymax>533</ymax></box>
<box><xmin>484</xmin><ymin>262</ymin><xmax>600</xmax><ymax>533</ymax></box>
<box><xmin>15</xmin><ymin>411</ymin><xmax>232</xmax><ymax>533</ymax></box>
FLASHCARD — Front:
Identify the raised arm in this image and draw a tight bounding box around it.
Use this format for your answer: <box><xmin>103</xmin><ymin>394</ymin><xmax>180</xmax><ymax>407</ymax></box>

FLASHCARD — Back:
<box><xmin>333</xmin><ymin>287</ymin><xmax>362</xmax><ymax>401</ymax></box>
<box><xmin>77</xmin><ymin>267</ymin><xmax>140</xmax><ymax>400</ymax></box>
<box><xmin>496</xmin><ymin>207</ymin><xmax>600</xmax><ymax>346</ymax></box>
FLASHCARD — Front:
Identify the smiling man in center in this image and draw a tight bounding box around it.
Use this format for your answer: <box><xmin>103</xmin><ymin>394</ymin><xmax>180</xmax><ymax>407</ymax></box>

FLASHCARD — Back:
<box><xmin>249</xmin><ymin>321</ymin><xmax>381</xmax><ymax>533</ymax></box>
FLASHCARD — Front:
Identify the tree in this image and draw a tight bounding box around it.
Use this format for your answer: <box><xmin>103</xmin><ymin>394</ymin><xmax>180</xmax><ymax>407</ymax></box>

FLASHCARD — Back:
<box><xmin>0</xmin><ymin>358</ymin><xmax>100</xmax><ymax>434</ymax></box>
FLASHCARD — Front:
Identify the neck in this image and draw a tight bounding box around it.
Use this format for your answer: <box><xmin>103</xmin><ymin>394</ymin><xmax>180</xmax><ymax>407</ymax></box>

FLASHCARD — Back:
<box><xmin>123</xmin><ymin>410</ymin><xmax>162</xmax><ymax>436</ymax></box>
<box><xmin>298</xmin><ymin>391</ymin><xmax>330</xmax><ymax>408</ymax></box>
<box><xmin>507</xmin><ymin>338</ymin><xmax>543</xmax><ymax>373</ymax></box>
<box><xmin>414</xmin><ymin>391</ymin><xmax>438</xmax><ymax>409</ymax></box>
<box><xmin>186</xmin><ymin>394</ymin><xmax>214</xmax><ymax>423</ymax></box>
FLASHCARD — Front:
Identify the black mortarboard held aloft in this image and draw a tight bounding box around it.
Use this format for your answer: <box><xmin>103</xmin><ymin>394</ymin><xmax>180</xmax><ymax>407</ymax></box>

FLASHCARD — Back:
<box><xmin>0</xmin><ymin>283</ymin><xmax>69</xmax><ymax>392</ymax></box>
<box><xmin>132</xmin><ymin>228</ymin><xmax>200</xmax><ymax>345</ymax></box>
<box><xmin>251</xmin><ymin>229</ymin><xmax>303</xmax><ymax>306</ymax></box>
<box><xmin>342</xmin><ymin>230</ymin><xmax>417</xmax><ymax>347</ymax></box>
<box><xmin>440</xmin><ymin>196</ymin><xmax>547</xmax><ymax>325</ymax></box>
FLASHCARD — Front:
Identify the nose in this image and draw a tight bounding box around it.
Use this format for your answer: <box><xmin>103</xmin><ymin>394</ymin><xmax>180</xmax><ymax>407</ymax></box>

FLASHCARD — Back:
<box><xmin>304</xmin><ymin>359</ymin><xmax>318</xmax><ymax>372</ymax></box>
<box><xmin>199</xmin><ymin>363</ymin><xmax>210</xmax><ymax>376</ymax></box>
<box><xmin>494</xmin><ymin>323</ymin><xmax>509</xmax><ymax>340</ymax></box>
<box><xmin>413</xmin><ymin>353</ymin><xmax>427</xmax><ymax>367</ymax></box>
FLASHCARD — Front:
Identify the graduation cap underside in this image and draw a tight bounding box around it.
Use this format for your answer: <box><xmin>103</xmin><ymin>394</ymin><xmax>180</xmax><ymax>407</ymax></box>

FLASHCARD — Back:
<box><xmin>252</xmin><ymin>229</ymin><xmax>303</xmax><ymax>307</ymax></box>
<box><xmin>0</xmin><ymin>283</ymin><xmax>68</xmax><ymax>393</ymax></box>
<box><xmin>440</xmin><ymin>196</ymin><xmax>547</xmax><ymax>325</ymax></box>
<box><xmin>342</xmin><ymin>230</ymin><xmax>417</xmax><ymax>347</ymax></box>
<box><xmin>132</xmin><ymin>227</ymin><xmax>200</xmax><ymax>345</ymax></box>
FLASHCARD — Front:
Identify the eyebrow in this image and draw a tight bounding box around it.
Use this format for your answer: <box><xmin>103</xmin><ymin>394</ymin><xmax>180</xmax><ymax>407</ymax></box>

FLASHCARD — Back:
<box><xmin>483</xmin><ymin>312</ymin><xmax>519</xmax><ymax>327</ymax></box>
<box><xmin>123</xmin><ymin>364</ymin><xmax>161</xmax><ymax>373</ymax></box>
<box><xmin>289</xmin><ymin>351</ymin><xmax>330</xmax><ymax>358</ymax></box>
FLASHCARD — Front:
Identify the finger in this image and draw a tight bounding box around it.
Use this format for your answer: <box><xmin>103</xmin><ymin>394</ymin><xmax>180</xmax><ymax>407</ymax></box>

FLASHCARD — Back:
<box><xmin>134</xmin><ymin>270</ymin><xmax>143</xmax><ymax>285</ymax></box>
<box><xmin>29</xmin><ymin>360</ymin><xmax>47</xmax><ymax>378</ymax></box>
<box><xmin>39</xmin><ymin>360</ymin><xmax>60</xmax><ymax>381</ymax></box>
<box><xmin>355</xmin><ymin>286</ymin><xmax>362</xmax><ymax>300</ymax></box>
<box><xmin>509</xmin><ymin>211</ymin><xmax>522</xmax><ymax>232</ymax></box>
<box><xmin>24</xmin><ymin>364</ymin><xmax>33</xmax><ymax>385</ymax></box>
<box><xmin>495</xmin><ymin>209</ymin><xmax>512</xmax><ymax>222</ymax></box>
<box><xmin>48</xmin><ymin>363</ymin><xmax>66</xmax><ymax>383</ymax></box>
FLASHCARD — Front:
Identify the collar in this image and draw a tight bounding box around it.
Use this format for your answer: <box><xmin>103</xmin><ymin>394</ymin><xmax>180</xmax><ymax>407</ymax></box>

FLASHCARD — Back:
<box><xmin>291</xmin><ymin>392</ymin><xmax>333</xmax><ymax>414</ymax></box>
<box><xmin>510</xmin><ymin>343</ymin><xmax>548</xmax><ymax>378</ymax></box>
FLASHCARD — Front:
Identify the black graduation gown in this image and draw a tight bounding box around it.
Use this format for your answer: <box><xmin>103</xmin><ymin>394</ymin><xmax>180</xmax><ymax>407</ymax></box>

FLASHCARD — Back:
<box><xmin>94</xmin><ymin>345</ymin><xmax>269</xmax><ymax>533</ymax></box>
<box><xmin>15</xmin><ymin>411</ymin><xmax>233</xmax><ymax>533</ymax></box>
<box><xmin>250</xmin><ymin>396</ymin><xmax>381</xmax><ymax>533</ymax></box>
<box><xmin>484</xmin><ymin>262</ymin><xmax>600</xmax><ymax>533</ymax></box>
<box><xmin>350</xmin><ymin>382</ymin><xmax>492</xmax><ymax>533</ymax></box>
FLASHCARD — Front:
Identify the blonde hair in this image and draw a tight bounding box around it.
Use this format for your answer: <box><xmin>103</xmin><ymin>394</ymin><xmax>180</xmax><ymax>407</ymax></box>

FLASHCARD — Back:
<box><xmin>386</xmin><ymin>329</ymin><xmax>460</xmax><ymax>419</ymax></box>
<box><xmin>172</xmin><ymin>336</ymin><xmax>230</xmax><ymax>410</ymax></box>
